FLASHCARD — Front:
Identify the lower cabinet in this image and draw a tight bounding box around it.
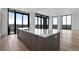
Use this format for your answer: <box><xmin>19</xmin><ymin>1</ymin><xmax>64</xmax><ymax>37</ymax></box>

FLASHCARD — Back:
<box><xmin>45</xmin><ymin>36</ymin><xmax>55</xmax><ymax>51</ymax></box>
<box><xmin>31</xmin><ymin>37</ymin><xmax>37</xmax><ymax>51</ymax></box>
<box><xmin>35</xmin><ymin>36</ymin><xmax>45</xmax><ymax>51</ymax></box>
<box><xmin>17</xmin><ymin>29</ymin><xmax>60</xmax><ymax>51</ymax></box>
<box><xmin>53</xmin><ymin>33</ymin><xmax>60</xmax><ymax>50</ymax></box>
<box><xmin>45</xmin><ymin>34</ymin><xmax>60</xmax><ymax>51</ymax></box>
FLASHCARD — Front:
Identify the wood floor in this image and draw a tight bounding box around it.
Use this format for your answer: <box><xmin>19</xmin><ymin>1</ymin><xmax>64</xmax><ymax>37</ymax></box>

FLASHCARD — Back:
<box><xmin>0</xmin><ymin>30</ymin><xmax>79</xmax><ymax>51</ymax></box>
<box><xmin>60</xmin><ymin>30</ymin><xmax>79</xmax><ymax>51</ymax></box>
<box><xmin>0</xmin><ymin>35</ymin><xmax>30</xmax><ymax>51</ymax></box>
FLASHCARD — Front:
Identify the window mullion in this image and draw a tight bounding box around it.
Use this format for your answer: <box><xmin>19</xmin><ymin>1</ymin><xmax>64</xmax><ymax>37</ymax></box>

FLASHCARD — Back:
<box><xmin>22</xmin><ymin>14</ymin><xmax>23</xmax><ymax>28</ymax></box>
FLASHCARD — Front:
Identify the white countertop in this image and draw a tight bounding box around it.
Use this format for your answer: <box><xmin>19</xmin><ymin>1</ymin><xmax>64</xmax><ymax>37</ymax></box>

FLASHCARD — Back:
<box><xmin>18</xmin><ymin>28</ymin><xmax>60</xmax><ymax>38</ymax></box>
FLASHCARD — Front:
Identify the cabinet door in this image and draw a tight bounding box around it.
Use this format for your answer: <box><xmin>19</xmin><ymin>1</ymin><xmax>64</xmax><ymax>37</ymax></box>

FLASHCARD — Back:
<box><xmin>20</xmin><ymin>31</ymin><xmax>30</xmax><ymax>48</ymax></box>
<box><xmin>35</xmin><ymin>36</ymin><xmax>45</xmax><ymax>51</ymax></box>
<box><xmin>45</xmin><ymin>33</ymin><xmax>60</xmax><ymax>51</ymax></box>
<box><xmin>31</xmin><ymin>35</ymin><xmax>37</xmax><ymax>51</ymax></box>
<box><xmin>45</xmin><ymin>36</ymin><xmax>55</xmax><ymax>51</ymax></box>
<box><xmin>17</xmin><ymin>30</ymin><xmax>22</xmax><ymax>39</ymax></box>
<box><xmin>20</xmin><ymin>31</ymin><xmax>32</xmax><ymax>49</ymax></box>
<box><xmin>52</xmin><ymin>33</ymin><xmax>60</xmax><ymax>50</ymax></box>
<box><xmin>27</xmin><ymin>33</ymin><xmax>35</xmax><ymax>49</ymax></box>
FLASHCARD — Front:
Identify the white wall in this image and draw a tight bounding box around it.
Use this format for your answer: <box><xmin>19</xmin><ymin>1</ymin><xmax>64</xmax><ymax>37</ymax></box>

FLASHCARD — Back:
<box><xmin>57</xmin><ymin>16</ymin><xmax>62</xmax><ymax>31</ymax></box>
<box><xmin>29</xmin><ymin>12</ymin><xmax>35</xmax><ymax>32</ymax></box>
<box><xmin>1</xmin><ymin>8</ymin><xmax>8</xmax><ymax>36</ymax></box>
<box><xmin>72</xmin><ymin>13</ymin><xmax>79</xmax><ymax>30</ymax></box>
<box><xmin>0</xmin><ymin>9</ymin><xmax>1</xmax><ymax>37</ymax></box>
<box><xmin>49</xmin><ymin>16</ymin><xmax>52</xmax><ymax>30</ymax></box>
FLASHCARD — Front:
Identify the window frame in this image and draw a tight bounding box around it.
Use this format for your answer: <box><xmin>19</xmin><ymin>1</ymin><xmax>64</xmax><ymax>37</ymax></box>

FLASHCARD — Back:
<box><xmin>52</xmin><ymin>16</ymin><xmax>58</xmax><ymax>29</ymax></box>
<box><xmin>8</xmin><ymin>9</ymin><xmax>29</xmax><ymax>34</ymax></box>
<box><xmin>35</xmin><ymin>16</ymin><xmax>49</xmax><ymax>29</ymax></box>
<box><xmin>62</xmin><ymin>14</ymin><xmax>72</xmax><ymax>30</ymax></box>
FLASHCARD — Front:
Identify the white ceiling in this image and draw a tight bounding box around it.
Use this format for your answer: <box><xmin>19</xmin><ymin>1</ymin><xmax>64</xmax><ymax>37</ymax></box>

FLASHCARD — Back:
<box><xmin>14</xmin><ymin>8</ymin><xmax>79</xmax><ymax>16</ymax></box>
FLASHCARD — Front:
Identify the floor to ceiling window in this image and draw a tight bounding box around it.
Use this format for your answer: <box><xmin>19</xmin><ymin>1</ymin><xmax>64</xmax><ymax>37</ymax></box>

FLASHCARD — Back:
<box><xmin>8</xmin><ymin>11</ymin><xmax>15</xmax><ymax>34</ymax></box>
<box><xmin>8</xmin><ymin>9</ymin><xmax>29</xmax><ymax>35</ymax></box>
<box><xmin>16</xmin><ymin>13</ymin><xmax>22</xmax><ymax>33</ymax></box>
<box><xmin>52</xmin><ymin>16</ymin><xmax>58</xmax><ymax>29</ymax></box>
<box><xmin>35</xmin><ymin>17</ymin><xmax>43</xmax><ymax>29</ymax></box>
<box><xmin>23</xmin><ymin>15</ymin><xmax>28</xmax><ymax>27</ymax></box>
<box><xmin>38</xmin><ymin>17</ymin><xmax>41</xmax><ymax>28</ymax></box>
<box><xmin>35</xmin><ymin>13</ymin><xmax>49</xmax><ymax>29</ymax></box>
<box><xmin>62</xmin><ymin>15</ymin><xmax>72</xmax><ymax>30</ymax></box>
<box><xmin>41</xmin><ymin>18</ymin><xmax>43</xmax><ymax>28</ymax></box>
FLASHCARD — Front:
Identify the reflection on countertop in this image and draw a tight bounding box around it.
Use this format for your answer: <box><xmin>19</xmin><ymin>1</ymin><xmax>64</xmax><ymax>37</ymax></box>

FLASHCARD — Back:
<box><xmin>18</xmin><ymin>28</ymin><xmax>60</xmax><ymax>38</ymax></box>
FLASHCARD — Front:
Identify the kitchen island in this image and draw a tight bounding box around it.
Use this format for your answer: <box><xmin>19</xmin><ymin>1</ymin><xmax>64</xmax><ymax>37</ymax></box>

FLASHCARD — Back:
<box><xmin>17</xmin><ymin>28</ymin><xmax>60</xmax><ymax>51</ymax></box>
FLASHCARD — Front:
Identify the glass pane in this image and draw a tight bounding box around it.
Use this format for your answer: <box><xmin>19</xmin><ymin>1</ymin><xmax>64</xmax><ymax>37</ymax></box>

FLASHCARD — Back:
<box><xmin>62</xmin><ymin>16</ymin><xmax>66</xmax><ymax>25</ymax></box>
<box><xmin>23</xmin><ymin>15</ymin><xmax>28</xmax><ymax>27</ymax></box>
<box><xmin>35</xmin><ymin>17</ymin><xmax>37</xmax><ymax>25</ymax></box>
<box><xmin>38</xmin><ymin>17</ymin><xmax>40</xmax><ymax>25</ymax></box>
<box><xmin>16</xmin><ymin>13</ymin><xmax>22</xmax><ymax>25</ymax></box>
<box><xmin>9</xmin><ymin>12</ymin><xmax>14</xmax><ymax>24</ymax></box>
<box><xmin>9</xmin><ymin>12</ymin><xmax>14</xmax><ymax>34</ymax></box>
<box><xmin>67</xmin><ymin>15</ymin><xmax>71</xmax><ymax>25</ymax></box>
<box><xmin>47</xmin><ymin>18</ymin><xmax>48</xmax><ymax>25</ymax></box>
<box><xmin>16</xmin><ymin>13</ymin><xmax>22</xmax><ymax>33</ymax></box>
<box><xmin>42</xmin><ymin>18</ymin><xmax>43</xmax><ymax>25</ymax></box>
<box><xmin>53</xmin><ymin>17</ymin><xmax>57</xmax><ymax>25</ymax></box>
